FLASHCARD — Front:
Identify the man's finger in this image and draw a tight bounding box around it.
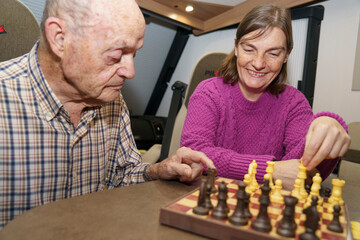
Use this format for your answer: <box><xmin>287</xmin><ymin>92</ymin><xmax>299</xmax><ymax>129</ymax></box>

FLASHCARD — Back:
<box><xmin>179</xmin><ymin>163</ymin><xmax>202</xmax><ymax>182</ymax></box>
<box><xmin>177</xmin><ymin>147</ymin><xmax>215</xmax><ymax>169</ymax></box>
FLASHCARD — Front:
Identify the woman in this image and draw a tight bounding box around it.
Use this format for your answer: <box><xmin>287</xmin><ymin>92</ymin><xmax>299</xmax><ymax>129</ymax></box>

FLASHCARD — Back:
<box><xmin>180</xmin><ymin>3</ymin><xmax>350</xmax><ymax>190</ymax></box>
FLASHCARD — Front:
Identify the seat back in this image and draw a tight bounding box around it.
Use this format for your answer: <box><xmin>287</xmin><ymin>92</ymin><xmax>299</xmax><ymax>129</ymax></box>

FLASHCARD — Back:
<box><xmin>339</xmin><ymin>122</ymin><xmax>360</xmax><ymax>184</ymax></box>
<box><xmin>167</xmin><ymin>52</ymin><xmax>227</xmax><ymax>157</ymax></box>
<box><xmin>0</xmin><ymin>0</ymin><xmax>40</xmax><ymax>61</ymax></box>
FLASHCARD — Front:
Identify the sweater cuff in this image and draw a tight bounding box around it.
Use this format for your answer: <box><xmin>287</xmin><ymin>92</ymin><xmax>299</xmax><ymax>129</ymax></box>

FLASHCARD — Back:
<box><xmin>313</xmin><ymin>111</ymin><xmax>348</xmax><ymax>132</ymax></box>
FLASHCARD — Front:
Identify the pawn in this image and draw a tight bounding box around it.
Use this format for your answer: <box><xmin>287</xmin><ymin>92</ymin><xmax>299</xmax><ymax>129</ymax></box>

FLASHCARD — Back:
<box><xmin>211</xmin><ymin>181</ymin><xmax>228</xmax><ymax>220</ymax></box>
<box><xmin>244</xmin><ymin>174</ymin><xmax>252</xmax><ymax>194</ymax></box>
<box><xmin>292</xmin><ymin>179</ymin><xmax>305</xmax><ymax>201</ymax></box>
<box><xmin>270</xmin><ymin>179</ymin><xmax>284</xmax><ymax>204</ymax></box>
<box><xmin>327</xmin><ymin>205</ymin><xmax>343</xmax><ymax>233</ymax></box>
<box><xmin>324</xmin><ymin>188</ymin><xmax>332</xmax><ymax>198</ymax></box>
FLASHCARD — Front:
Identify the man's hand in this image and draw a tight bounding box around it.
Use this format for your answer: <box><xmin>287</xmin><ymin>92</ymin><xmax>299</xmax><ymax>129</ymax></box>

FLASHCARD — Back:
<box><xmin>147</xmin><ymin>147</ymin><xmax>215</xmax><ymax>182</ymax></box>
<box><xmin>302</xmin><ymin>116</ymin><xmax>350</xmax><ymax>170</ymax></box>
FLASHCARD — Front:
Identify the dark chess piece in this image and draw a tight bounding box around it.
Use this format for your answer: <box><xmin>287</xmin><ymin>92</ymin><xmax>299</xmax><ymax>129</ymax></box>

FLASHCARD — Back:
<box><xmin>211</xmin><ymin>181</ymin><xmax>228</xmax><ymax>220</ymax></box>
<box><xmin>229</xmin><ymin>181</ymin><xmax>249</xmax><ymax>226</ymax></box>
<box><xmin>305</xmin><ymin>184</ymin><xmax>311</xmax><ymax>194</ymax></box>
<box><xmin>206</xmin><ymin>168</ymin><xmax>217</xmax><ymax>193</ymax></box>
<box><xmin>244</xmin><ymin>191</ymin><xmax>252</xmax><ymax>219</ymax></box>
<box><xmin>299</xmin><ymin>196</ymin><xmax>320</xmax><ymax>240</ymax></box>
<box><xmin>327</xmin><ymin>205</ymin><xmax>343</xmax><ymax>233</ymax></box>
<box><xmin>193</xmin><ymin>179</ymin><xmax>209</xmax><ymax>215</ymax></box>
<box><xmin>204</xmin><ymin>183</ymin><xmax>214</xmax><ymax>209</ymax></box>
<box><xmin>277</xmin><ymin>195</ymin><xmax>298</xmax><ymax>238</ymax></box>
<box><xmin>251</xmin><ymin>179</ymin><xmax>272</xmax><ymax>232</ymax></box>
<box><xmin>324</xmin><ymin>187</ymin><xmax>332</xmax><ymax>198</ymax></box>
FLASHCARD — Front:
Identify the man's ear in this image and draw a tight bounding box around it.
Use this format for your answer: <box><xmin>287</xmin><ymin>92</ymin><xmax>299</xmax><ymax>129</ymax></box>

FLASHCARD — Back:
<box><xmin>44</xmin><ymin>17</ymin><xmax>66</xmax><ymax>58</ymax></box>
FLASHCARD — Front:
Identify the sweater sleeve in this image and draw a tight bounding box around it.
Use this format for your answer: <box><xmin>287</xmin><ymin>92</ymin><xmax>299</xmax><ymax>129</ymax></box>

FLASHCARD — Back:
<box><xmin>181</xmin><ymin>81</ymin><xmax>274</xmax><ymax>182</ymax></box>
<box><xmin>274</xmin><ymin>91</ymin><xmax>344</xmax><ymax>180</ymax></box>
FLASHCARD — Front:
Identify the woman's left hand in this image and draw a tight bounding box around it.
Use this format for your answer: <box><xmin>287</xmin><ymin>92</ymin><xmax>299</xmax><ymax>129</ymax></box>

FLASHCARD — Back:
<box><xmin>302</xmin><ymin>116</ymin><xmax>351</xmax><ymax>170</ymax></box>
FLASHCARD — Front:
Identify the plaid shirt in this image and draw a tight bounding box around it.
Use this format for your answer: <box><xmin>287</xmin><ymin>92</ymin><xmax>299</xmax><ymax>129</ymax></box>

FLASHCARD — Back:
<box><xmin>0</xmin><ymin>43</ymin><xmax>149</xmax><ymax>229</ymax></box>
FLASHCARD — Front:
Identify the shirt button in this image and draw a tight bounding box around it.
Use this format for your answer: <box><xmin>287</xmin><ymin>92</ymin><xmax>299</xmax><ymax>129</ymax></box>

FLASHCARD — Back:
<box><xmin>73</xmin><ymin>172</ymin><xmax>78</xmax><ymax>179</ymax></box>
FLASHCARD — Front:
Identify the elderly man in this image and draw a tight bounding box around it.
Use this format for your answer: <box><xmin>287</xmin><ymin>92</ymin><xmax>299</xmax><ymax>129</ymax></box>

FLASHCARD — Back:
<box><xmin>0</xmin><ymin>0</ymin><xmax>215</xmax><ymax>229</ymax></box>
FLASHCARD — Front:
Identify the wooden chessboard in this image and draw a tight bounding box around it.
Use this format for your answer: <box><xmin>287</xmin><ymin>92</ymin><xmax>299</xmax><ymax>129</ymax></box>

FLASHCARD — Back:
<box><xmin>159</xmin><ymin>177</ymin><xmax>352</xmax><ymax>240</ymax></box>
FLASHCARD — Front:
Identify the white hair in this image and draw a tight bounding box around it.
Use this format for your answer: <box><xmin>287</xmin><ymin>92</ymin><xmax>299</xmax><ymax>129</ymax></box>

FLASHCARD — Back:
<box><xmin>40</xmin><ymin>0</ymin><xmax>94</xmax><ymax>37</ymax></box>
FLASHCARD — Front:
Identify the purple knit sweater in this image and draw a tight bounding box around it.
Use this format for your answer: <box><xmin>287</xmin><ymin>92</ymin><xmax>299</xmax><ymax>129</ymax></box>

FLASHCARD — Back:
<box><xmin>181</xmin><ymin>77</ymin><xmax>347</xmax><ymax>182</ymax></box>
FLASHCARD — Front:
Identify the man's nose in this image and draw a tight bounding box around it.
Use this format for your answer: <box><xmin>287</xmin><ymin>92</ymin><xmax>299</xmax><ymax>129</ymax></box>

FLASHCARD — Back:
<box><xmin>117</xmin><ymin>56</ymin><xmax>135</xmax><ymax>79</ymax></box>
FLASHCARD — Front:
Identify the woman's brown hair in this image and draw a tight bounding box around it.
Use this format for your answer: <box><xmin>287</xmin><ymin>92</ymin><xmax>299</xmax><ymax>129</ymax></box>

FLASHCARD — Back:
<box><xmin>218</xmin><ymin>3</ymin><xmax>293</xmax><ymax>95</ymax></box>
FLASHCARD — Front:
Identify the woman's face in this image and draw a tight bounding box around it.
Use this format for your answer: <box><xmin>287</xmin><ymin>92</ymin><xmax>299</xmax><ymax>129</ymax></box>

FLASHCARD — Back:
<box><xmin>234</xmin><ymin>27</ymin><xmax>290</xmax><ymax>101</ymax></box>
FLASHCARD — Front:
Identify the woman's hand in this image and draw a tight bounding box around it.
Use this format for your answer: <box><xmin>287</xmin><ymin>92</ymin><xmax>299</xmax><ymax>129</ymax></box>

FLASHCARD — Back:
<box><xmin>302</xmin><ymin>116</ymin><xmax>351</xmax><ymax>170</ymax></box>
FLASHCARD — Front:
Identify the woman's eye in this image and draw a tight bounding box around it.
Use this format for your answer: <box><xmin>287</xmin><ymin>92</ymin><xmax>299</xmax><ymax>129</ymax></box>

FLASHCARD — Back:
<box><xmin>270</xmin><ymin>53</ymin><xmax>279</xmax><ymax>57</ymax></box>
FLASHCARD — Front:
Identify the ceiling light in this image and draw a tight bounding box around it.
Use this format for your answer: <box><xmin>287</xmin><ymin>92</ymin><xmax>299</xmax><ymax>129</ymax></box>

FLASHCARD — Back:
<box><xmin>185</xmin><ymin>5</ymin><xmax>194</xmax><ymax>12</ymax></box>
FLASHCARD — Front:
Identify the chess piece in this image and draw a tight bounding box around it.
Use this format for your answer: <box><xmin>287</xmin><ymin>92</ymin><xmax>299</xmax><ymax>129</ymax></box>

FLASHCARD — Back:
<box><xmin>270</xmin><ymin>179</ymin><xmax>284</xmax><ymax>204</ymax></box>
<box><xmin>328</xmin><ymin>190</ymin><xmax>343</xmax><ymax>213</ymax></box>
<box><xmin>204</xmin><ymin>183</ymin><xmax>214</xmax><ymax>209</ymax></box>
<box><xmin>292</xmin><ymin>178</ymin><xmax>304</xmax><ymax>200</ymax></box>
<box><xmin>263</xmin><ymin>173</ymin><xmax>271</xmax><ymax>187</ymax></box>
<box><xmin>329</xmin><ymin>178</ymin><xmax>345</xmax><ymax>206</ymax></box>
<box><xmin>229</xmin><ymin>181</ymin><xmax>249</xmax><ymax>226</ymax></box>
<box><xmin>265</xmin><ymin>161</ymin><xmax>275</xmax><ymax>189</ymax></box>
<box><xmin>299</xmin><ymin>196</ymin><xmax>320</xmax><ymax>240</ymax></box>
<box><xmin>297</xmin><ymin>161</ymin><xmax>309</xmax><ymax>199</ymax></box>
<box><xmin>305</xmin><ymin>184</ymin><xmax>311</xmax><ymax>194</ymax></box>
<box><xmin>193</xmin><ymin>179</ymin><xmax>209</xmax><ymax>215</ymax></box>
<box><xmin>251</xmin><ymin>179</ymin><xmax>272</xmax><ymax>232</ymax></box>
<box><xmin>248</xmin><ymin>160</ymin><xmax>259</xmax><ymax>192</ymax></box>
<box><xmin>277</xmin><ymin>195</ymin><xmax>298</xmax><ymax>238</ymax></box>
<box><xmin>324</xmin><ymin>187</ymin><xmax>332</xmax><ymax>198</ymax></box>
<box><xmin>305</xmin><ymin>173</ymin><xmax>323</xmax><ymax>208</ymax></box>
<box><xmin>243</xmin><ymin>191</ymin><xmax>252</xmax><ymax>219</ymax></box>
<box><xmin>243</xmin><ymin>174</ymin><xmax>252</xmax><ymax>194</ymax></box>
<box><xmin>206</xmin><ymin>168</ymin><xmax>218</xmax><ymax>193</ymax></box>
<box><xmin>211</xmin><ymin>181</ymin><xmax>228</xmax><ymax>220</ymax></box>
<box><xmin>327</xmin><ymin>205</ymin><xmax>343</xmax><ymax>233</ymax></box>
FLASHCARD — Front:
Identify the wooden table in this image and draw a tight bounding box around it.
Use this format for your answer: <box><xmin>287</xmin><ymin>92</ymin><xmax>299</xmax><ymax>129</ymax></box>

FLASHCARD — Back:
<box><xmin>0</xmin><ymin>179</ymin><xmax>207</xmax><ymax>240</ymax></box>
<box><xmin>0</xmin><ymin>176</ymin><xmax>359</xmax><ymax>240</ymax></box>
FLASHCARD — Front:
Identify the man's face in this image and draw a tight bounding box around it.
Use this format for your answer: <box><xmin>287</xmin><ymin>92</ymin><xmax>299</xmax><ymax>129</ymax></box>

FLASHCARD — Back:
<box><xmin>60</xmin><ymin>1</ymin><xmax>145</xmax><ymax>106</ymax></box>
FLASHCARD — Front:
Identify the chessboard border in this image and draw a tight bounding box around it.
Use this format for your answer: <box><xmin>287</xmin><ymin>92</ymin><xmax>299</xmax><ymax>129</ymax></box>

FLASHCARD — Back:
<box><xmin>159</xmin><ymin>177</ymin><xmax>353</xmax><ymax>240</ymax></box>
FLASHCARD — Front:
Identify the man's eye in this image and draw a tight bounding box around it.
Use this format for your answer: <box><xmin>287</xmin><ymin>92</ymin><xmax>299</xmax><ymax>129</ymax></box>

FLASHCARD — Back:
<box><xmin>107</xmin><ymin>56</ymin><xmax>121</xmax><ymax>64</ymax></box>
